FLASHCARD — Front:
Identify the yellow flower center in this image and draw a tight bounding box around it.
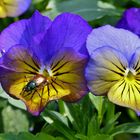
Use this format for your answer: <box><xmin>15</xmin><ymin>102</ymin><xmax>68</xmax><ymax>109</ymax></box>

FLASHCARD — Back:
<box><xmin>124</xmin><ymin>68</ymin><xmax>136</xmax><ymax>82</ymax></box>
<box><xmin>38</xmin><ymin>66</ymin><xmax>55</xmax><ymax>84</ymax></box>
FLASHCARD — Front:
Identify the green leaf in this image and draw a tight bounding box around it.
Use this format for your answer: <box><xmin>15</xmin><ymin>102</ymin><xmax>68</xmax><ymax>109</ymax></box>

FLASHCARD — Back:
<box><xmin>87</xmin><ymin>114</ymin><xmax>99</xmax><ymax>136</ymax></box>
<box><xmin>89</xmin><ymin>93</ymin><xmax>104</xmax><ymax>113</ymax></box>
<box><xmin>34</xmin><ymin>0</ymin><xmax>50</xmax><ymax>11</ymax></box>
<box><xmin>0</xmin><ymin>132</ymin><xmax>64</xmax><ymax>140</ymax></box>
<box><xmin>110</xmin><ymin>122</ymin><xmax>140</xmax><ymax>136</ymax></box>
<box><xmin>0</xmin><ymin>88</ymin><xmax>26</xmax><ymax>110</ymax></box>
<box><xmin>43</xmin><ymin>110</ymin><xmax>76</xmax><ymax>140</ymax></box>
<box><xmin>43</xmin><ymin>110</ymin><xmax>68</xmax><ymax>126</ymax></box>
<box><xmin>43</xmin><ymin>0</ymin><xmax>121</xmax><ymax>21</ymax></box>
<box><xmin>90</xmin><ymin>134</ymin><xmax>113</xmax><ymax>140</ymax></box>
<box><xmin>104</xmin><ymin>99</ymin><xmax>116</xmax><ymax>123</ymax></box>
<box><xmin>2</xmin><ymin>106</ymin><xmax>29</xmax><ymax>133</ymax></box>
<box><xmin>101</xmin><ymin>112</ymin><xmax>121</xmax><ymax>134</ymax></box>
<box><xmin>57</xmin><ymin>101</ymin><xmax>74</xmax><ymax>125</ymax></box>
<box><xmin>75</xmin><ymin>134</ymin><xmax>113</xmax><ymax>140</ymax></box>
<box><xmin>101</xmin><ymin>99</ymin><xmax>121</xmax><ymax>134</ymax></box>
<box><xmin>36</xmin><ymin>133</ymin><xmax>64</xmax><ymax>140</ymax></box>
<box><xmin>0</xmin><ymin>132</ymin><xmax>35</xmax><ymax>140</ymax></box>
<box><xmin>89</xmin><ymin>93</ymin><xmax>105</xmax><ymax>125</ymax></box>
<box><xmin>75</xmin><ymin>134</ymin><xmax>88</xmax><ymax>140</ymax></box>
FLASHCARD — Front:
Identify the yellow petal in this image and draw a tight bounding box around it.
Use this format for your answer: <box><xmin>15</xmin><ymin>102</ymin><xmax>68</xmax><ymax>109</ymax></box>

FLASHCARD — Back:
<box><xmin>20</xmin><ymin>81</ymin><xmax>70</xmax><ymax>116</ymax></box>
<box><xmin>50</xmin><ymin>48</ymin><xmax>88</xmax><ymax>102</ymax></box>
<box><xmin>0</xmin><ymin>6</ymin><xmax>7</xmax><ymax>18</ymax></box>
<box><xmin>108</xmin><ymin>79</ymin><xmax>140</xmax><ymax>112</ymax></box>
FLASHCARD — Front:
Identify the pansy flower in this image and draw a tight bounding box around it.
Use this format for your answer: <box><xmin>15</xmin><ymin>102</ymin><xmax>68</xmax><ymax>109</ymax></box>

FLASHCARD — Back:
<box><xmin>116</xmin><ymin>8</ymin><xmax>140</xmax><ymax>37</ymax></box>
<box><xmin>86</xmin><ymin>25</ymin><xmax>140</xmax><ymax>114</ymax></box>
<box><xmin>0</xmin><ymin>0</ymin><xmax>31</xmax><ymax>18</ymax></box>
<box><xmin>0</xmin><ymin>11</ymin><xmax>92</xmax><ymax>116</ymax></box>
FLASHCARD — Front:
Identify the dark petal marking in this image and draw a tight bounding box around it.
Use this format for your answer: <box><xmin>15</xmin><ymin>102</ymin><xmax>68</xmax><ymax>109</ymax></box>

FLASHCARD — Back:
<box><xmin>41</xmin><ymin>86</ymin><xmax>44</xmax><ymax>97</ymax></box>
<box><xmin>47</xmin><ymin>84</ymin><xmax>50</xmax><ymax>96</ymax></box>
<box><xmin>94</xmin><ymin>62</ymin><xmax>124</xmax><ymax>77</ymax></box>
<box><xmin>120</xmin><ymin>81</ymin><xmax>126</xmax><ymax>98</ymax></box>
<box><xmin>51</xmin><ymin>83</ymin><xmax>58</xmax><ymax>94</ymax></box>
<box><xmin>35</xmin><ymin>89</ymin><xmax>42</xmax><ymax>98</ymax></box>
<box><xmin>114</xmin><ymin>53</ymin><xmax>126</xmax><ymax>70</ymax></box>
<box><xmin>135</xmin><ymin>81</ymin><xmax>140</xmax><ymax>85</ymax></box>
<box><xmin>136</xmin><ymin>67</ymin><xmax>140</xmax><ymax>72</ymax></box>
<box><xmin>58</xmin><ymin>79</ymin><xmax>79</xmax><ymax>89</ymax></box>
<box><xmin>23</xmin><ymin>70</ymin><xmax>38</xmax><ymax>75</ymax></box>
<box><xmin>21</xmin><ymin>90</ymin><xmax>33</xmax><ymax>98</ymax></box>
<box><xmin>134</xmin><ymin>60</ymin><xmax>139</xmax><ymax>70</ymax></box>
<box><xmin>102</xmin><ymin>66</ymin><xmax>124</xmax><ymax>77</ymax></box>
<box><xmin>127</xmin><ymin>84</ymin><xmax>130</xmax><ymax>104</ymax></box>
<box><xmin>51</xmin><ymin>56</ymin><xmax>65</xmax><ymax>70</ymax></box>
<box><xmin>130</xmin><ymin>84</ymin><xmax>138</xmax><ymax>108</ymax></box>
<box><xmin>51</xmin><ymin>79</ymin><xmax>64</xmax><ymax>89</ymax></box>
<box><xmin>94</xmin><ymin>75</ymin><xmax>120</xmax><ymax>82</ymax></box>
<box><xmin>52</xmin><ymin>61</ymin><xmax>70</xmax><ymax>73</ymax></box>
<box><xmin>104</xmin><ymin>56</ymin><xmax>125</xmax><ymax>73</ymax></box>
<box><xmin>133</xmin><ymin>84</ymin><xmax>140</xmax><ymax>93</ymax></box>
<box><xmin>30</xmin><ymin>90</ymin><xmax>37</xmax><ymax>103</ymax></box>
<box><xmin>32</xmin><ymin>57</ymin><xmax>40</xmax><ymax>70</ymax></box>
<box><xmin>53</xmin><ymin>71</ymin><xmax>70</xmax><ymax>76</ymax></box>
<box><xmin>135</xmin><ymin>58</ymin><xmax>140</xmax><ymax>72</ymax></box>
<box><xmin>20</xmin><ymin>59</ymin><xmax>39</xmax><ymax>72</ymax></box>
<box><xmin>12</xmin><ymin>58</ymin><xmax>39</xmax><ymax>72</ymax></box>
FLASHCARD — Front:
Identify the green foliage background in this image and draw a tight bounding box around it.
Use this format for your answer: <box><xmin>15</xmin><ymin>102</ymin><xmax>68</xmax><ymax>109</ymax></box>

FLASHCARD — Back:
<box><xmin>0</xmin><ymin>0</ymin><xmax>140</xmax><ymax>140</ymax></box>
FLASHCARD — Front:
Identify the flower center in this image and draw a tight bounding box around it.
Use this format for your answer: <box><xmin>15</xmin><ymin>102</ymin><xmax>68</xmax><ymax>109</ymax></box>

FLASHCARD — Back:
<box><xmin>38</xmin><ymin>66</ymin><xmax>55</xmax><ymax>84</ymax></box>
<box><xmin>124</xmin><ymin>68</ymin><xmax>136</xmax><ymax>82</ymax></box>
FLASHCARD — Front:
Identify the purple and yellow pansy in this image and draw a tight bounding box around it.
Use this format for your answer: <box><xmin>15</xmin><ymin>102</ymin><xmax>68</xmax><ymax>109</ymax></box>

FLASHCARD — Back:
<box><xmin>86</xmin><ymin>25</ymin><xmax>140</xmax><ymax>114</ymax></box>
<box><xmin>0</xmin><ymin>11</ymin><xmax>92</xmax><ymax>116</ymax></box>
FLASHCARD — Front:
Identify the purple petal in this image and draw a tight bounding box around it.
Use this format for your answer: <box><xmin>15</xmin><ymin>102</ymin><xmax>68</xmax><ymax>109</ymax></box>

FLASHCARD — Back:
<box><xmin>0</xmin><ymin>45</ymin><xmax>41</xmax><ymax>72</ymax></box>
<box><xmin>87</xmin><ymin>25</ymin><xmax>140</xmax><ymax>61</ymax></box>
<box><xmin>0</xmin><ymin>11</ymin><xmax>51</xmax><ymax>52</ymax></box>
<box><xmin>39</xmin><ymin>13</ymin><xmax>92</xmax><ymax>61</ymax></box>
<box><xmin>136</xmin><ymin>112</ymin><xmax>140</xmax><ymax>116</ymax></box>
<box><xmin>129</xmin><ymin>47</ymin><xmax>140</xmax><ymax>71</ymax></box>
<box><xmin>116</xmin><ymin>8</ymin><xmax>140</xmax><ymax>37</ymax></box>
<box><xmin>85</xmin><ymin>46</ymin><xmax>128</xmax><ymax>95</ymax></box>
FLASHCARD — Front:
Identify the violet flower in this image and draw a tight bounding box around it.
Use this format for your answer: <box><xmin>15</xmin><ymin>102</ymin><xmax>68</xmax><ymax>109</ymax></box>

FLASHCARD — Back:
<box><xmin>86</xmin><ymin>25</ymin><xmax>140</xmax><ymax>114</ymax></box>
<box><xmin>116</xmin><ymin>8</ymin><xmax>140</xmax><ymax>37</ymax></box>
<box><xmin>0</xmin><ymin>11</ymin><xmax>91</xmax><ymax>116</ymax></box>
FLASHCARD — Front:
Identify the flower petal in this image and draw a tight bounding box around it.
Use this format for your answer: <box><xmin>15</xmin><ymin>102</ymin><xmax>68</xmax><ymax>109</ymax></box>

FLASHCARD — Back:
<box><xmin>20</xmin><ymin>81</ymin><xmax>70</xmax><ymax>116</ymax></box>
<box><xmin>0</xmin><ymin>45</ymin><xmax>40</xmax><ymax>102</ymax></box>
<box><xmin>116</xmin><ymin>8</ymin><xmax>140</xmax><ymax>37</ymax></box>
<box><xmin>0</xmin><ymin>45</ymin><xmax>42</xmax><ymax>115</ymax></box>
<box><xmin>0</xmin><ymin>11</ymin><xmax>51</xmax><ymax>52</ymax></box>
<box><xmin>108</xmin><ymin>79</ymin><xmax>140</xmax><ymax>113</ymax></box>
<box><xmin>85</xmin><ymin>46</ymin><xmax>128</xmax><ymax>95</ymax></box>
<box><xmin>87</xmin><ymin>25</ymin><xmax>140</xmax><ymax>60</ymax></box>
<box><xmin>1</xmin><ymin>45</ymin><xmax>40</xmax><ymax>73</ymax></box>
<box><xmin>39</xmin><ymin>13</ymin><xmax>92</xmax><ymax>60</ymax></box>
<box><xmin>49</xmin><ymin>47</ymin><xmax>89</xmax><ymax>102</ymax></box>
<box><xmin>130</xmin><ymin>47</ymin><xmax>140</xmax><ymax>80</ymax></box>
<box><xmin>0</xmin><ymin>5</ymin><xmax>7</xmax><ymax>18</ymax></box>
<box><xmin>0</xmin><ymin>45</ymin><xmax>88</xmax><ymax>115</ymax></box>
<box><xmin>3</xmin><ymin>0</ymin><xmax>31</xmax><ymax>17</ymax></box>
